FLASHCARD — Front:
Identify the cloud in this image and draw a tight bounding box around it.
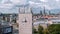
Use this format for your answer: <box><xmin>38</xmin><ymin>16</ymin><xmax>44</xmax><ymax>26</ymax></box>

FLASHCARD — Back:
<box><xmin>11</xmin><ymin>0</ymin><xmax>20</xmax><ymax>4</ymax></box>
<box><xmin>55</xmin><ymin>0</ymin><xmax>59</xmax><ymax>2</ymax></box>
<box><xmin>29</xmin><ymin>1</ymin><xmax>35</xmax><ymax>4</ymax></box>
<box><xmin>36</xmin><ymin>4</ymin><xmax>52</xmax><ymax>10</ymax></box>
<box><xmin>1</xmin><ymin>0</ymin><xmax>20</xmax><ymax>4</ymax></box>
<box><xmin>29</xmin><ymin>1</ymin><xmax>43</xmax><ymax>6</ymax></box>
<box><xmin>0</xmin><ymin>0</ymin><xmax>29</xmax><ymax>13</ymax></box>
<box><xmin>11</xmin><ymin>0</ymin><xmax>28</xmax><ymax>5</ymax></box>
<box><xmin>0</xmin><ymin>0</ymin><xmax>28</xmax><ymax>9</ymax></box>
<box><xmin>40</xmin><ymin>0</ymin><xmax>48</xmax><ymax>2</ymax></box>
<box><xmin>0</xmin><ymin>4</ymin><xmax>14</xmax><ymax>9</ymax></box>
<box><xmin>29</xmin><ymin>1</ymin><xmax>52</xmax><ymax>10</ymax></box>
<box><xmin>43</xmin><ymin>5</ymin><xmax>53</xmax><ymax>10</ymax></box>
<box><xmin>0</xmin><ymin>7</ymin><xmax>18</xmax><ymax>14</ymax></box>
<box><xmin>0</xmin><ymin>0</ymin><xmax>14</xmax><ymax>9</ymax></box>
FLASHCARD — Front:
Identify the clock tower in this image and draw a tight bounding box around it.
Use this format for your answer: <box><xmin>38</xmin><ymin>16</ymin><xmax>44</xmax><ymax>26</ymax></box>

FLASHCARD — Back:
<box><xmin>18</xmin><ymin>5</ymin><xmax>32</xmax><ymax>34</ymax></box>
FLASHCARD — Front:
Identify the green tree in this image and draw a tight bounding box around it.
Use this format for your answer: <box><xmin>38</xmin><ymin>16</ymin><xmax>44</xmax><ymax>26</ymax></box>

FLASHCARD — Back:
<box><xmin>43</xmin><ymin>29</ymin><xmax>49</xmax><ymax>34</ymax></box>
<box><xmin>33</xmin><ymin>27</ymin><xmax>38</xmax><ymax>34</ymax></box>
<box><xmin>38</xmin><ymin>24</ymin><xmax>43</xmax><ymax>34</ymax></box>
<box><xmin>33</xmin><ymin>28</ymin><xmax>37</xmax><ymax>33</ymax></box>
<box><xmin>48</xmin><ymin>24</ymin><xmax>60</xmax><ymax>34</ymax></box>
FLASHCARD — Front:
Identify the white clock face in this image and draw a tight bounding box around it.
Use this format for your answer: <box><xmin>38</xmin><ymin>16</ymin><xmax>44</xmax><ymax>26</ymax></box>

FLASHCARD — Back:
<box><xmin>22</xmin><ymin>17</ymin><xmax>27</xmax><ymax>23</ymax></box>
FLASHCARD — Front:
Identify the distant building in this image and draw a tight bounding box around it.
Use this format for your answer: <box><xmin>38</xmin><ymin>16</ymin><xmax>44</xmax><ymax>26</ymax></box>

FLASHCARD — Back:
<box><xmin>48</xmin><ymin>18</ymin><xmax>60</xmax><ymax>24</ymax></box>
<box><xmin>33</xmin><ymin>20</ymin><xmax>48</xmax><ymax>31</ymax></box>
<box><xmin>0</xmin><ymin>14</ymin><xmax>18</xmax><ymax>25</ymax></box>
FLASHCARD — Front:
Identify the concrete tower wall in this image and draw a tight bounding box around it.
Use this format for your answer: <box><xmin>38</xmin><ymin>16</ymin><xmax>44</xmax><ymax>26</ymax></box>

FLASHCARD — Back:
<box><xmin>18</xmin><ymin>5</ymin><xmax>32</xmax><ymax>34</ymax></box>
<box><xmin>18</xmin><ymin>14</ymin><xmax>32</xmax><ymax>34</ymax></box>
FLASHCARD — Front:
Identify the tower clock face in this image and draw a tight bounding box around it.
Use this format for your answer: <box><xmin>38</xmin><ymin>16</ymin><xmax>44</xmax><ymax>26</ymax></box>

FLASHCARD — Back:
<box><xmin>22</xmin><ymin>17</ymin><xmax>28</xmax><ymax>23</ymax></box>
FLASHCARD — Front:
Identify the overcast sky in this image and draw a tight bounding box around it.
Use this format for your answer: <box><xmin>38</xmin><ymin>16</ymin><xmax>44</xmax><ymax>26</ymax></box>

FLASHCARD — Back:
<box><xmin>0</xmin><ymin>0</ymin><xmax>60</xmax><ymax>14</ymax></box>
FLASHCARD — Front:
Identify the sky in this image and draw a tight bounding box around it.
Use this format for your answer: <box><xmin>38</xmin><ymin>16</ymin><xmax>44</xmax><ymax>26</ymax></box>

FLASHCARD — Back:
<box><xmin>0</xmin><ymin>0</ymin><xmax>60</xmax><ymax>14</ymax></box>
